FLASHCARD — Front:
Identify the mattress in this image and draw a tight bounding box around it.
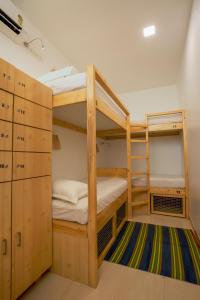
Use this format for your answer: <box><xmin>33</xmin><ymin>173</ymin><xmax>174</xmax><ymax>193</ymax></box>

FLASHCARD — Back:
<box><xmin>148</xmin><ymin>114</ymin><xmax>182</xmax><ymax>125</ymax></box>
<box><xmin>45</xmin><ymin>72</ymin><xmax>86</xmax><ymax>95</ymax></box>
<box><xmin>52</xmin><ymin>177</ymin><xmax>127</xmax><ymax>224</ymax></box>
<box><xmin>132</xmin><ymin>174</ymin><xmax>185</xmax><ymax>188</ymax></box>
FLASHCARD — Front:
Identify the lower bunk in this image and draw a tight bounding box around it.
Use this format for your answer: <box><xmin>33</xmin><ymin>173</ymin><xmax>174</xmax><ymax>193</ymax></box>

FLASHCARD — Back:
<box><xmin>51</xmin><ymin>169</ymin><xmax>128</xmax><ymax>286</ymax></box>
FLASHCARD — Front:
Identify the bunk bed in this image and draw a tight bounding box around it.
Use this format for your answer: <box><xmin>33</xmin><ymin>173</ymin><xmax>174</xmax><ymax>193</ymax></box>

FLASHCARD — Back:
<box><xmin>130</xmin><ymin>110</ymin><xmax>189</xmax><ymax>218</ymax></box>
<box><xmin>51</xmin><ymin>65</ymin><xmax>130</xmax><ymax>287</ymax></box>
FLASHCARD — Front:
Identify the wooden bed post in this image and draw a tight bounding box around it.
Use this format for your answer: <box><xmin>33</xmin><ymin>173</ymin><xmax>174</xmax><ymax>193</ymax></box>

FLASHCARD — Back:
<box><xmin>86</xmin><ymin>64</ymin><xmax>98</xmax><ymax>287</ymax></box>
<box><xmin>182</xmin><ymin>110</ymin><xmax>189</xmax><ymax>219</ymax></box>
<box><xmin>127</xmin><ymin>115</ymin><xmax>132</xmax><ymax>219</ymax></box>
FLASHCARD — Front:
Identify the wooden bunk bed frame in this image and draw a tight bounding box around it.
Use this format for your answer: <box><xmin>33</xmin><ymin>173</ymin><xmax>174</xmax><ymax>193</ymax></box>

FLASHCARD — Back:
<box><xmin>129</xmin><ymin>110</ymin><xmax>189</xmax><ymax>219</ymax></box>
<box><xmin>52</xmin><ymin>65</ymin><xmax>130</xmax><ymax>287</ymax></box>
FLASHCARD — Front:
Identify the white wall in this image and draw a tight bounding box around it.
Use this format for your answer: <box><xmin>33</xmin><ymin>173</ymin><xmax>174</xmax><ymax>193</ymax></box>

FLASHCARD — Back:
<box><xmin>120</xmin><ymin>85</ymin><xmax>180</xmax><ymax>122</ymax></box>
<box><xmin>0</xmin><ymin>0</ymin><xmax>70</xmax><ymax>78</ymax></box>
<box><xmin>178</xmin><ymin>0</ymin><xmax>200</xmax><ymax>237</ymax></box>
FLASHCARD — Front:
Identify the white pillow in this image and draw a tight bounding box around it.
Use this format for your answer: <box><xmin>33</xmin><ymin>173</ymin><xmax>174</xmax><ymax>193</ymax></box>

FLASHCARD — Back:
<box><xmin>53</xmin><ymin>180</ymin><xmax>88</xmax><ymax>204</ymax></box>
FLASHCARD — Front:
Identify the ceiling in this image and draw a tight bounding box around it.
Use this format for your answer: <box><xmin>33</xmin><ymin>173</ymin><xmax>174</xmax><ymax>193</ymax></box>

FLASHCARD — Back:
<box><xmin>13</xmin><ymin>0</ymin><xmax>193</xmax><ymax>93</ymax></box>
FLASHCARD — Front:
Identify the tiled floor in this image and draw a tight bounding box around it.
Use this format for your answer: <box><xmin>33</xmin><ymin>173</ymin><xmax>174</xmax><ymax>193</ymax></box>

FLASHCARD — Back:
<box><xmin>20</xmin><ymin>215</ymin><xmax>200</xmax><ymax>300</ymax></box>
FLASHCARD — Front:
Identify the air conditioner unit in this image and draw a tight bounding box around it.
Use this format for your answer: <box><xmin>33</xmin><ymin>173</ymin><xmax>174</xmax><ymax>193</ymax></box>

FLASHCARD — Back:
<box><xmin>0</xmin><ymin>2</ymin><xmax>24</xmax><ymax>44</ymax></box>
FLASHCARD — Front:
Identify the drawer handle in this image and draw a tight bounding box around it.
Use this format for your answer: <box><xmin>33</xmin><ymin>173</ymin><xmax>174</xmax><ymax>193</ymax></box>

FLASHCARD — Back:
<box><xmin>3</xmin><ymin>73</ymin><xmax>6</xmax><ymax>78</ymax></box>
<box><xmin>173</xmin><ymin>124</ymin><xmax>176</xmax><ymax>128</ymax></box>
<box><xmin>16</xmin><ymin>164</ymin><xmax>24</xmax><ymax>169</ymax></box>
<box><xmin>0</xmin><ymin>164</ymin><xmax>9</xmax><ymax>169</ymax></box>
<box><xmin>16</xmin><ymin>232</ymin><xmax>22</xmax><ymax>247</ymax></box>
<box><xmin>7</xmin><ymin>75</ymin><xmax>11</xmax><ymax>81</ymax></box>
<box><xmin>1</xmin><ymin>239</ymin><xmax>7</xmax><ymax>255</ymax></box>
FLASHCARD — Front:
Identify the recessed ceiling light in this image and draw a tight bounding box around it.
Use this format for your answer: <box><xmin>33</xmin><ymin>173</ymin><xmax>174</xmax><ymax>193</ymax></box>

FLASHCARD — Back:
<box><xmin>143</xmin><ymin>25</ymin><xmax>156</xmax><ymax>38</ymax></box>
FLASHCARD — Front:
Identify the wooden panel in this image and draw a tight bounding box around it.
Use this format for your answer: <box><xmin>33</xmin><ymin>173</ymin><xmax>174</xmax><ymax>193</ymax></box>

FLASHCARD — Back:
<box><xmin>97</xmin><ymin>168</ymin><xmax>127</xmax><ymax>178</ymax></box>
<box><xmin>53</xmin><ymin>219</ymin><xmax>87</xmax><ymax>238</ymax></box>
<box><xmin>148</xmin><ymin>122</ymin><xmax>182</xmax><ymax>132</ymax></box>
<box><xmin>12</xmin><ymin>177</ymin><xmax>52</xmax><ymax>299</ymax></box>
<box><xmin>53</xmin><ymin>88</ymin><xmax>86</xmax><ymax>107</ymax></box>
<box><xmin>53</xmin><ymin>118</ymin><xmax>86</xmax><ymax>134</ymax></box>
<box><xmin>0</xmin><ymin>90</ymin><xmax>13</xmax><ymax>122</ymax></box>
<box><xmin>14</xmin><ymin>96</ymin><xmax>52</xmax><ymax>131</ymax></box>
<box><xmin>0</xmin><ymin>58</ymin><xmax>15</xmax><ymax>93</ymax></box>
<box><xmin>13</xmin><ymin>152</ymin><xmax>51</xmax><ymax>180</ymax></box>
<box><xmin>0</xmin><ymin>182</ymin><xmax>11</xmax><ymax>300</ymax></box>
<box><xmin>150</xmin><ymin>187</ymin><xmax>185</xmax><ymax>196</ymax></box>
<box><xmin>52</xmin><ymin>231</ymin><xmax>88</xmax><ymax>285</ymax></box>
<box><xmin>0</xmin><ymin>152</ymin><xmax>12</xmax><ymax>182</ymax></box>
<box><xmin>13</xmin><ymin>124</ymin><xmax>52</xmax><ymax>152</ymax></box>
<box><xmin>14</xmin><ymin>68</ymin><xmax>52</xmax><ymax>108</ymax></box>
<box><xmin>0</xmin><ymin>120</ymin><xmax>12</xmax><ymax>151</ymax></box>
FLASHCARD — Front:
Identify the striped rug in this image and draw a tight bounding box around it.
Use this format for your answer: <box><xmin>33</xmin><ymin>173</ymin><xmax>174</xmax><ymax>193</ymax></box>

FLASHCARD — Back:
<box><xmin>105</xmin><ymin>222</ymin><xmax>200</xmax><ymax>285</ymax></box>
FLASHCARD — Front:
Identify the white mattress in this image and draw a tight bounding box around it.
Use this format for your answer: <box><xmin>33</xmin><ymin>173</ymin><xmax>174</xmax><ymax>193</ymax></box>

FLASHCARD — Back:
<box><xmin>132</xmin><ymin>174</ymin><xmax>185</xmax><ymax>188</ymax></box>
<box><xmin>52</xmin><ymin>177</ymin><xmax>127</xmax><ymax>224</ymax></box>
<box><xmin>148</xmin><ymin>114</ymin><xmax>182</xmax><ymax>125</ymax></box>
<box><xmin>46</xmin><ymin>72</ymin><xmax>86</xmax><ymax>95</ymax></box>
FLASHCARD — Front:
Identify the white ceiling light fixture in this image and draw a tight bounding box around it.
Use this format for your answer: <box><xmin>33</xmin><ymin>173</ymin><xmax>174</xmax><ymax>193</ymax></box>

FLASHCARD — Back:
<box><xmin>143</xmin><ymin>25</ymin><xmax>156</xmax><ymax>38</ymax></box>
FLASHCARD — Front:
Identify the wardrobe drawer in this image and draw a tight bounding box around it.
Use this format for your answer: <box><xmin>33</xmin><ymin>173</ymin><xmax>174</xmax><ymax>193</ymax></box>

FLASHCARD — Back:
<box><xmin>14</xmin><ymin>96</ymin><xmax>52</xmax><ymax>131</ymax></box>
<box><xmin>13</xmin><ymin>124</ymin><xmax>52</xmax><ymax>152</ymax></box>
<box><xmin>0</xmin><ymin>152</ymin><xmax>12</xmax><ymax>182</ymax></box>
<box><xmin>13</xmin><ymin>152</ymin><xmax>51</xmax><ymax>180</ymax></box>
<box><xmin>0</xmin><ymin>90</ymin><xmax>13</xmax><ymax>122</ymax></box>
<box><xmin>0</xmin><ymin>58</ymin><xmax>15</xmax><ymax>93</ymax></box>
<box><xmin>0</xmin><ymin>120</ymin><xmax>12</xmax><ymax>151</ymax></box>
<box><xmin>14</xmin><ymin>68</ymin><xmax>52</xmax><ymax>109</ymax></box>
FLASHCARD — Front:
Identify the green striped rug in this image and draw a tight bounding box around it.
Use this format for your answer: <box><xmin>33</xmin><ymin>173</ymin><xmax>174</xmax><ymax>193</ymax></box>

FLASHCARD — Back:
<box><xmin>105</xmin><ymin>222</ymin><xmax>200</xmax><ymax>285</ymax></box>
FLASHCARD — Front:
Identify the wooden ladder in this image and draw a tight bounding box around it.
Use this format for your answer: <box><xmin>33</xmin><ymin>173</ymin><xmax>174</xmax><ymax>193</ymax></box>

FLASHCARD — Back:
<box><xmin>127</xmin><ymin>122</ymin><xmax>150</xmax><ymax>217</ymax></box>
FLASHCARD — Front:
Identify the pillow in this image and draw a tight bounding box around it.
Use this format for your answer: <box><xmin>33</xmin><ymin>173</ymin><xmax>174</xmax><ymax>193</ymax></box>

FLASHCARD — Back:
<box><xmin>53</xmin><ymin>180</ymin><xmax>88</xmax><ymax>204</ymax></box>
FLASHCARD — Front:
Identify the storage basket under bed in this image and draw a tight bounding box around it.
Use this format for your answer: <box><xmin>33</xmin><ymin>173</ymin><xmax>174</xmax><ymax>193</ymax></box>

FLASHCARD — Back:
<box><xmin>151</xmin><ymin>192</ymin><xmax>185</xmax><ymax>217</ymax></box>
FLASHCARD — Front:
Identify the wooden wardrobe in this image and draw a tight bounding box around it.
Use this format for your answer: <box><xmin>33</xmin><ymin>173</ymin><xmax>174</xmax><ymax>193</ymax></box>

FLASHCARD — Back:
<box><xmin>0</xmin><ymin>58</ymin><xmax>52</xmax><ymax>300</ymax></box>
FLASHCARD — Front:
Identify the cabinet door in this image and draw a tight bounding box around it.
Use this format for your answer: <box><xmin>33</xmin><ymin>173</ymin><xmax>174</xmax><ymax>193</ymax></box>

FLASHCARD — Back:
<box><xmin>0</xmin><ymin>120</ymin><xmax>12</xmax><ymax>151</ymax></box>
<box><xmin>0</xmin><ymin>182</ymin><xmax>11</xmax><ymax>300</ymax></box>
<box><xmin>13</xmin><ymin>152</ymin><xmax>51</xmax><ymax>180</ymax></box>
<box><xmin>0</xmin><ymin>58</ymin><xmax>15</xmax><ymax>93</ymax></box>
<box><xmin>13</xmin><ymin>124</ymin><xmax>52</xmax><ymax>152</ymax></box>
<box><xmin>12</xmin><ymin>177</ymin><xmax>52</xmax><ymax>299</ymax></box>
<box><xmin>14</xmin><ymin>96</ymin><xmax>52</xmax><ymax>131</ymax></box>
<box><xmin>0</xmin><ymin>152</ymin><xmax>12</xmax><ymax>182</ymax></box>
<box><xmin>0</xmin><ymin>90</ymin><xmax>13</xmax><ymax>122</ymax></box>
<box><xmin>15</xmin><ymin>68</ymin><xmax>52</xmax><ymax>109</ymax></box>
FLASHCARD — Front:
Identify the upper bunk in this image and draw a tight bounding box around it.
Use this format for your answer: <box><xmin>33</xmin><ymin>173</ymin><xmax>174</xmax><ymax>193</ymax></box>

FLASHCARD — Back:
<box><xmin>97</xmin><ymin>109</ymin><xmax>186</xmax><ymax>139</ymax></box>
<box><xmin>51</xmin><ymin>65</ymin><xmax>129</xmax><ymax>136</ymax></box>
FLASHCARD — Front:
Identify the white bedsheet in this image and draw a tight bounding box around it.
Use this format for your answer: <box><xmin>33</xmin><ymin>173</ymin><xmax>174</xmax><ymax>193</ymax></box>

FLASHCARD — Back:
<box><xmin>45</xmin><ymin>73</ymin><xmax>86</xmax><ymax>95</ymax></box>
<box><xmin>132</xmin><ymin>174</ymin><xmax>185</xmax><ymax>188</ymax></box>
<box><xmin>52</xmin><ymin>177</ymin><xmax>127</xmax><ymax>224</ymax></box>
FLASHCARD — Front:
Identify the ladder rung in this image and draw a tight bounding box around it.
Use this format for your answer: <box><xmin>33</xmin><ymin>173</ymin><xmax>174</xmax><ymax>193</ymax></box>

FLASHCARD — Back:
<box><xmin>131</xmin><ymin>139</ymin><xmax>147</xmax><ymax>143</ymax></box>
<box><xmin>132</xmin><ymin>187</ymin><xmax>149</xmax><ymax>193</ymax></box>
<box><xmin>132</xmin><ymin>172</ymin><xmax>148</xmax><ymax>176</ymax></box>
<box><xmin>131</xmin><ymin>156</ymin><xmax>149</xmax><ymax>160</ymax></box>
<box><xmin>131</xmin><ymin>200</ymin><xmax>149</xmax><ymax>207</ymax></box>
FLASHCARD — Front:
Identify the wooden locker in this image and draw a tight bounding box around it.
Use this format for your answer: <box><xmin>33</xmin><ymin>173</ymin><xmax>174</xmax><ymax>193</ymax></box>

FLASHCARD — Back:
<box><xmin>0</xmin><ymin>120</ymin><xmax>12</xmax><ymax>151</ymax></box>
<box><xmin>0</xmin><ymin>182</ymin><xmax>11</xmax><ymax>300</ymax></box>
<box><xmin>13</xmin><ymin>152</ymin><xmax>51</xmax><ymax>180</ymax></box>
<box><xmin>14</xmin><ymin>96</ymin><xmax>52</xmax><ymax>131</ymax></box>
<box><xmin>0</xmin><ymin>152</ymin><xmax>12</xmax><ymax>182</ymax></box>
<box><xmin>0</xmin><ymin>90</ymin><xmax>13</xmax><ymax>122</ymax></box>
<box><xmin>14</xmin><ymin>68</ymin><xmax>52</xmax><ymax>108</ymax></box>
<box><xmin>12</xmin><ymin>177</ymin><xmax>52</xmax><ymax>299</ymax></box>
<box><xmin>0</xmin><ymin>58</ymin><xmax>15</xmax><ymax>93</ymax></box>
<box><xmin>13</xmin><ymin>124</ymin><xmax>52</xmax><ymax>152</ymax></box>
